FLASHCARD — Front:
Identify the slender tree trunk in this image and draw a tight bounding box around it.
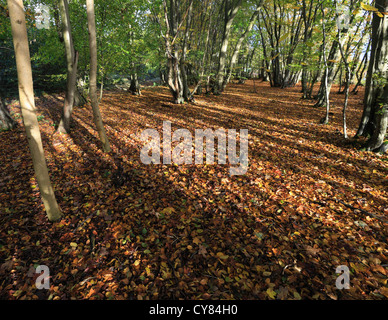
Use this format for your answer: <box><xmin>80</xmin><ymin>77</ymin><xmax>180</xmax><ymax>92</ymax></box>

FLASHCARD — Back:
<box><xmin>337</xmin><ymin>28</ymin><xmax>350</xmax><ymax>139</ymax></box>
<box><xmin>314</xmin><ymin>40</ymin><xmax>340</xmax><ymax>107</ymax></box>
<box><xmin>356</xmin><ymin>7</ymin><xmax>382</xmax><ymax>137</ymax></box>
<box><xmin>223</xmin><ymin>3</ymin><xmax>262</xmax><ymax>90</ymax></box>
<box><xmin>358</xmin><ymin>0</ymin><xmax>388</xmax><ymax>153</ymax></box>
<box><xmin>180</xmin><ymin>0</ymin><xmax>192</xmax><ymax>101</ymax></box>
<box><xmin>352</xmin><ymin>39</ymin><xmax>370</xmax><ymax>94</ymax></box>
<box><xmin>214</xmin><ymin>0</ymin><xmax>242</xmax><ymax>94</ymax></box>
<box><xmin>320</xmin><ymin>3</ymin><xmax>330</xmax><ymax>125</ymax></box>
<box><xmin>86</xmin><ymin>0</ymin><xmax>111</xmax><ymax>152</ymax></box>
<box><xmin>8</xmin><ymin>0</ymin><xmax>62</xmax><ymax>222</ymax></box>
<box><xmin>57</xmin><ymin>0</ymin><xmax>78</xmax><ymax>133</ymax></box>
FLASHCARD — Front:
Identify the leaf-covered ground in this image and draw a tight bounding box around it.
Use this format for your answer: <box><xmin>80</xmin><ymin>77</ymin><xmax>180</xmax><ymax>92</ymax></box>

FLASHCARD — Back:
<box><xmin>0</xmin><ymin>80</ymin><xmax>387</xmax><ymax>300</ymax></box>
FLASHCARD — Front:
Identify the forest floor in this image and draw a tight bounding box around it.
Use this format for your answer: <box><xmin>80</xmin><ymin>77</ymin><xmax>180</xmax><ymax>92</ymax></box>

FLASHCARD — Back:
<box><xmin>0</xmin><ymin>80</ymin><xmax>387</xmax><ymax>300</ymax></box>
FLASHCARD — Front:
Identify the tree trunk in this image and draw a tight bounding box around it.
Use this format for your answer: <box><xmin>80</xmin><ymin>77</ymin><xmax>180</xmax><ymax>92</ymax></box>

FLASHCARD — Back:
<box><xmin>320</xmin><ymin>3</ymin><xmax>330</xmax><ymax>125</ymax></box>
<box><xmin>223</xmin><ymin>3</ymin><xmax>262</xmax><ymax>90</ymax></box>
<box><xmin>338</xmin><ymin>29</ymin><xmax>350</xmax><ymax>139</ymax></box>
<box><xmin>180</xmin><ymin>0</ymin><xmax>193</xmax><ymax>102</ymax></box>
<box><xmin>86</xmin><ymin>0</ymin><xmax>111</xmax><ymax>152</ymax></box>
<box><xmin>357</xmin><ymin>0</ymin><xmax>388</xmax><ymax>153</ymax></box>
<box><xmin>352</xmin><ymin>39</ymin><xmax>370</xmax><ymax>94</ymax></box>
<box><xmin>214</xmin><ymin>0</ymin><xmax>242</xmax><ymax>94</ymax></box>
<box><xmin>158</xmin><ymin>0</ymin><xmax>186</xmax><ymax>104</ymax></box>
<box><xmin>8</xmin><ymin>0</ymin><xmax>62</xmax><ymax>222</ymax></box>
<box><xmin>129</xmin><ymin>72</ymin><xmax>141</xmax><ymax>96</ymax></box>
<box><xmin>314</xmin><ymin>39</ymin><xmax>340</xmax><ymax>107</ymax></box>
<box><xmin>74</xmin><ymin>88</ymin><xmax>87</xmax><ymax>106</ymax></box>
<box><xmin>0</xmin><ymin>94</ymin><xmax>16</xmax><ymax>131</ymax></box>
<box><xmin>57</xmin><ymin>0</ymin><xmax>78</xmax><ymax>134</ymax></box>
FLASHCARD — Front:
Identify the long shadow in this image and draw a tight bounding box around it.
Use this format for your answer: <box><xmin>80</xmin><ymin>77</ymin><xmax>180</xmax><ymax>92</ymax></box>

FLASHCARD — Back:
<box><xmin>110</xmin><ymin>92</ymin><xmax>387</xmax><ymax>186</ymax></box>
<box><xmin>17</xmin><ymin>84</ymin><xmax>387</xmax><ymax>299</ymax></box>
<box><xmin>37</xmin><ymin>88</ymin><xmax>387</xmax><ymax>211</ymax></box>
<box><xmin>34</xmin><ymin>98</ymin><xmax>275</xmax><ymax>298</ymax></box>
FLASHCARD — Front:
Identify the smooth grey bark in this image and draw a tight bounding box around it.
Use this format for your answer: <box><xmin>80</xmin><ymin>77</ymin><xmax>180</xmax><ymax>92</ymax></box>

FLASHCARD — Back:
<box><xmin>214</xmin><ymin>0</ymin><xmax>242</xmax><ymax>94</ymax></box>
<box><xmin>86</xmin><ymin>0</ymin><xmax>111</xmax><ymax>152</ymax></box>
<box><xmin>320</xmin><ymin>2</ymin><xmax>330</xmax><ymax>125</ymax></box>
<box><xmin>357</xmin><ymin>0</ymin><xmax>388</xmax><ymax>152</ymax></box>
<box><xmin>8</xmin><ymin>0</ymin><xmax>62</xmax><ymax>222</ymax></box>
<box><xmin>314</xmin><ymin>39</ymin><xmax>341</xmax><ymax>108</ymax></box>
<box><xmin>337</xmin><ymin>28</ymin><xmax>350</xmax><ymax>139</ymax></box>
<box><xmin>53</xmin><ymin>0</ymin><xmax>86</xmax><ymax>109</ymax></box>
<box><xmin>158</xmin><ymin>0</ymin><xmax>192</xmax><ymax>104</ymax></box>
<box><xmin>223</xmin><ymin>2</ymin><xmax>263</xmax><ymax>90</ymax></box>
<box><xmin>301</xmin><ymin>0</ymin><xmax>318</xmax><ymax>98</ymax></box>
<box><xmin>57</xmin><ymin>0</ymin><xmax>78</xmax><ymax>134</ymax></box>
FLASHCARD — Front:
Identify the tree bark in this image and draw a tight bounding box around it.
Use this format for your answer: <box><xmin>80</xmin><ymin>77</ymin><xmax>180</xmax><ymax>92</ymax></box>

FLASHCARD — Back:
<box><xmin>357</xmin><ymin>0</ymin><xmax>388</xmax><ymax>152</ymax></box>
<box><xmin>180</xmin><ymin>0</ymin><xmax>193</xmax><ymax>101</ymax></box>
<box><xmin>223</xmin><ymin>3</ymin><xmax>262</xmax><ymax>90</ymax></box>
<box><xmin>214</xmin><ymin>0</ymin><xmax>242</xmax><ymax>94</ymax></box>
<box><xmin>8</xmin><ymin>0</ymin><xmax>62</xmax><ymax>222</ymax></box>
<box><xmin>338</xmin><ymin>31</ymin><xmax>350</xmax><ymax>139</ymax></box>
<box><xmin>57</xmin><ymin>0</ymin><xmax>78</xmax><ymax>134</ymax></box>
<box><xmin>314</xmin><ymin>39</ymin><xmax>340</xmax><ymax>107</ymax></box>
<box><xmin>129</xmin><ymin>72</ymin><xmax>141</xmax><ymax>96</ymax></box>
<box><xmin>0</xmin><ymin>94</ymin><xmax>16</xmax><ymax>131</ymax></box>
<box><xmin>86</xmin><ymin>0</ymin><xmax>111</xmax><ymax>152</ymax></box>
<box><xmin>320</xmin><ymin>2</ymin><xmax>330</xmax><ymax>125</ymax></box>
<box><xmin>157</xmin><ymin>0</ymin><xmax>190</xmax><ymax>104</ymax></box>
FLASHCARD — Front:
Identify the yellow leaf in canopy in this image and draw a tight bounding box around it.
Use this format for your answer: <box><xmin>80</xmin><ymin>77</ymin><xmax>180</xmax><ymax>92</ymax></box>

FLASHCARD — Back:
<box><xmin>360</xmin><ymin>3</ymin><xmax>378</xmax><ymax>12</ymax></box>
<box><xmin>278</xmin><ymin>33</ymin><xmax>289</xmax><ymax>43</ymax></box>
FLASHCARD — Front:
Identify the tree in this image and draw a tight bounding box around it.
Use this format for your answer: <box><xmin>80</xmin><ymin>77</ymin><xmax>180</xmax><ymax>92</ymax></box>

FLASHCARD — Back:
<box><xmin>8</xmin><ymin>0</ymin><xmax>62</xmax><ymax>222</ymax></box>
<box><xmin>214</xmin><ymin>0</ymin><xmax>242</xmax><ymax>94</ymax></box>
<box><xmin>86</xmin><ymin>0</ymin><xmax>111</xmax><ymax>152</ymax></box>
<box><xmin>301</xmin><ymin>0</ymin><xmax>319</xmax><ymax>99</ymax></box>
<box><xmin>152</xmin><ymin>0</ymin><xmax>193</xmax><ymax>104</ymax></box>
<box><xmin>335</xmin><ymin>0</ymin><xmax>351</xmax><ymax>138</ymax></box>
<box><xmin>57</xmin><ymin>0</ymin><xmax>79</xmax><ymax>133</ymax></box>
<box><xmin>356</xmin><ymin>0</ymin><xmax>388</xmax><ymax>153</ymax></box>
<box><xmin>223</xmin><ymin>1</ymin><xmax>263</xmax><ymax>90</ymax></box>
<box><xmin>320</xmin><ymin>1</ymin><xmax>330</xmax><ymax>125</ymax></box>
<box><xmin>0</xmin><ymin>94</ymin><xmax>16</xmax><ymax>131</ymax></box>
